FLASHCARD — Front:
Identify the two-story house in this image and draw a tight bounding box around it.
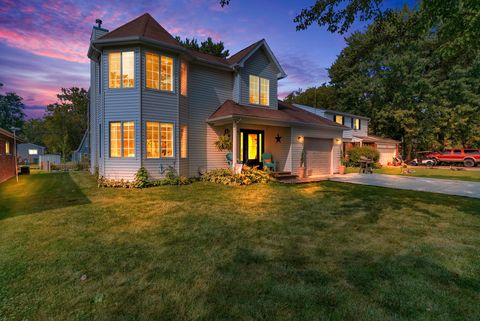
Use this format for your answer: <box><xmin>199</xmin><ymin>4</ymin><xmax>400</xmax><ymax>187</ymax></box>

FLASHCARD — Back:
<box><xmin>294</xmin><ymin>104</ymin><xmax>400</xmax><ymax>165</ymax></box>
<box><xmin>87</xmin><ymin>13</ymin><xmax>348</xmax><ymax>180</ymax></box>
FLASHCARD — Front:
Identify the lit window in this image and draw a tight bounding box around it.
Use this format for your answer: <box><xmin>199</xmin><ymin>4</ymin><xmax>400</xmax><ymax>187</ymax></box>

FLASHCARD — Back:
<box><xmin>181</xmin><ymin>61</ymin><xmax>187</xmax><ymax>96</ymax></box>
<box><xmin>109</xmin><ymin>51</ymin><xmax>134</xmax><ymax>88</ymax></box>
<box><xmin>123</xmin><ymin>122</ymin><xmax>135</xmax><ymax>157</ymax></box>
<box><xmin>110</xmin><ymin>122</ymin><xmax>122</xmax><ymax>157</ymax></box>
<box><xmin>161</xmin><ymin>56</ymin><xmax>173</xmax><ymax>91</ymax></box>
<box><xmin>260</xmin><ymin>78</ymin><xmax>269</xmax><ymax>106</ymax></box>
<box><xmin>108</xmin><ymin>52</ymin><xmax>121</xmax><ymax>88</ymax></box>
<box><xmin>161</xmin><ymin>123</ymin><xmax>174</xmax><ymax>157</ymax></box>
<box><xmin>5</xmin><ymin>141</ymin><xmax>10</xmax><ymax>155</ymax></box>
<box><xmin>146</xmin><ymin>52</ymin><xmax>160</xmax><ymax>89</ymax></box>
<box><xmin>249</xmin><ymin>75</ymin><xmax>259</xmax><ymax>104</ymax></box>
<box><xmin>353</xmin><ymin>118</ymin><xmax>360</xmax><ymax>130</ymax></box>
<box><xmin>122</xmin><ymin>51</ymin><xmax>135</xmax><ymax>88</ymax></box>
<box><xmin>146</xmin><ymin>122</ymin><xmax>160</xmax><ymax>158</ymax></box>
<box><xmin>28</xmin><ymin>149</ymin><xmax>38</xmax><ymax>155</ymax></box>
<box><xmin>249</xmin><ymin>75</ymin><xmax>270</xmax><ymax>106</ymax></box>
<box><xmin>335</xmin><ymin>115</ymin><xmax>344</xmax><ymax>125</ymax></box>
<box><xmin>180</xmin><ymin>125</ymin><xmax>187</xmax><ymax>158</ymax></box>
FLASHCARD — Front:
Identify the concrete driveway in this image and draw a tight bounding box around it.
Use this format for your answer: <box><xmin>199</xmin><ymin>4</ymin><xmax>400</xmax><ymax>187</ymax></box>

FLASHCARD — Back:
<box><xmin>330</xmin><ymin>173</ymin><xmax>480</xmax><ymax>199</ymax></box>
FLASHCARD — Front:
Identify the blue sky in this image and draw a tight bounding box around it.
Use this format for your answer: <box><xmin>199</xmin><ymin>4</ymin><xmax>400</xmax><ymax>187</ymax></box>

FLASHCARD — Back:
<box><xmin>0</xmin><ymin>0</ymin><xmax>412</xmax><ymax>118</ymax></box>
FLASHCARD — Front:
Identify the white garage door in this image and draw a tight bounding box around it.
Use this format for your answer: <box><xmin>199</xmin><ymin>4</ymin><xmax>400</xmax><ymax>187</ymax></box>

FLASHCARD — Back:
<box><xmin>305</xmin><ymin>138</ymin><xmax>332</xmax><ymax>176</ymax></box>
<box><xmin>377</xmin><ymin>148</ymin><xmax>396</xmax><ymax>165</ymax></box>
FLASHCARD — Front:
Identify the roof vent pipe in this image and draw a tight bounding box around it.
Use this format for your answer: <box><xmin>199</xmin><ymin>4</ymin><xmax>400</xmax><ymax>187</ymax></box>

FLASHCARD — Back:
<box><xmin>95</xmin><ymin>19</ymin><xmax>103</xmax><ymax>28</ymax></box>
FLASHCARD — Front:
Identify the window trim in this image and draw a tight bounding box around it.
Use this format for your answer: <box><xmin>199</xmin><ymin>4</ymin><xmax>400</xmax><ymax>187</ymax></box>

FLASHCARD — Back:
<box><xmin>249</xmin><ymin>74</ymin><xmax>270</xmax><ymax>107</ymax></box>
<box><xmin>144</xmin><ymin>121</ymin><xmax>175</xmax><ymax>159</ymax></box>
<box><xmin>109</xmin><ymin>121</ymin><xmax>136</xmax><ymax>158</ymax></box>
<box><xmin>108</xmin><ymin>50</ymin><xmax>135</xmax><ymax>90</ymax></box>
<box><xmin>144</xmin><ymin>51</ymin><xmax>175</xmax><ymax>93</ymax></box>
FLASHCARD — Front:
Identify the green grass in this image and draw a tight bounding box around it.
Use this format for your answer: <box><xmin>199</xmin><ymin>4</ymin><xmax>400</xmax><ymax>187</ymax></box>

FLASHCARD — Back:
<box><xmin>1</xmin><ymin>172</ymin><xmax>480</xmax><ymax>321</ymax></box>
<box><xmin>346</xmin><ymin>166</ymin><xmax>480</xmax><ymax>182</ymax></box>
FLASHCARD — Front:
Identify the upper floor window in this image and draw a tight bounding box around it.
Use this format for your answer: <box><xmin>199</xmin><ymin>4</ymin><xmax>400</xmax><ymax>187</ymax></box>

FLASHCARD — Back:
<box><xmin>335</xmin><ymin>115</ymin><xmax>344</xmax><ymax>125</ymax></box>
<box><xmin>108</xmin><ymin>51</ymin><xmax>135</xmax><ymax>89</ymax></box>
<box><xmin>181</xmin><ymin>61</ymin><xmax>188</xmax><ymax>96</ymax></box>
<box><xmin>146</xmin><ymin>52</ymin><xmax>174</xmax><ymax>91</ymax></box>
<box><xmin>5</xmin><ymin>141</ymin><xmax>10</xmax><ymax>155</ymax></box>
<box><xmin>352</xmin><ymin>118</ymin><xmax>360</xmax><ymax>130</ymax></box>
<box><xmin>110</xmin><ymin>121</ymin><xmax>135</xmax><ymax>158</ymax></box>
<box><xmin>249</xmin><ymin>75</ymin><xmax>270</xmax><ymax>106</ymax></box>
<box><xmin>28</xmin><ymin>149</ymin><xmax>38</xmax><ymax>155</ymax></box>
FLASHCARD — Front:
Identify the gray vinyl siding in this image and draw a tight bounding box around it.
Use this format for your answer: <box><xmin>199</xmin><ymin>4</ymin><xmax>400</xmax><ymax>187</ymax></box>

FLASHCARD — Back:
<box><xmin>239</xmin><ymin>48</ymin><xmax>278</xmax><ymax>109</ymax></box>
<box><xmin>140</xmin><ymin>48</ymin><xmax>180</xmax><ymax>179</ymax></box>
<box><xmin>188</xmin><ymin>64</ymin><xmax>233</xmax><ymax>175</ymax></box>
<box><xmin>101</xmin><ymin>47</ymin><xmax>141</xmax><ymax>180</ymax></box>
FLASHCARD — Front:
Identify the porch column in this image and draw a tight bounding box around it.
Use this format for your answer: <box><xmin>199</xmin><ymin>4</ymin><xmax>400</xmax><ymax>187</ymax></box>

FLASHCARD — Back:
<box><xmin>232</xmin><ymin>120</ymin><xmax>238</xmax><ymax>169</ymax></box>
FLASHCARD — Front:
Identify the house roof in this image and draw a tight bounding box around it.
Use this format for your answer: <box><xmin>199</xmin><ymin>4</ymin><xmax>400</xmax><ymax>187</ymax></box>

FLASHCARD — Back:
<box><xmin>93</xmin><ymin>13</ymin><xmax>286</xmax><ymax>78</ymax></box>
<box><xmin>207</xmin><ymin>100</ymin><xmax>348</xmax><ymax>129</ymax></box>
<box><xmin>0</xmin><ymin>127</ymin><xmax>24</xmax><ymax>142</ymax></box>
<box><xmin>354</xmin><ymin>135</ymin><xmax>400</xmax><ymax>144</ymax></box>
<box><xmin>98</xmin><ymin>13</ymin><xmax>182</xmax><ymax>48</ymax></box>
<box><xmin>294</xmin><ymin>104</ymin><xmax>370</xmax><ymax>120</ymax></box>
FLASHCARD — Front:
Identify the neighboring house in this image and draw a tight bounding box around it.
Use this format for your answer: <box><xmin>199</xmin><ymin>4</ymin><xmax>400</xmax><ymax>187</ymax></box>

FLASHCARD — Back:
<box><xmin>17</xmin><ymin>143</ymin><xmax>46</xmax><ymax>164</ymax></box>
<box><xmin>294</xmin><ymin>104</ymin><xmax>400</xmax><ymax>165</ymax></box>
<box><xmin>72</xmin><ymin>130</ymin><xmax>90</xmax><ymax>163</ymax></box>
<box><xmin>87</xmin><ymin>13</ymin><xmax>348</xmax><ymax>180</ymax></box>
<box><xmin>0</xmin><ymin>128</ymin><xmax>22</xmax><ymax>183</ymax></box>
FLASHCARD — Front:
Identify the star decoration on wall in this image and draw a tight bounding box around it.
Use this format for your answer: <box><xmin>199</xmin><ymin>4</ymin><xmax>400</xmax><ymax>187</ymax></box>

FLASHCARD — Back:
<box><xmin>275</xmin><ymin>134</ymin><xmax>282</xmax><ymax>143</ymax></box>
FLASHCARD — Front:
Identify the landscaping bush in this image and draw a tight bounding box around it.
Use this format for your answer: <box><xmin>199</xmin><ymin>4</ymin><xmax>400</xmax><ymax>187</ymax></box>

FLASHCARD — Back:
<box><xmin>201</xmin><ymin>166</ymin><xmax>274</xmax><ymax>186</ymax></box>
<box><xmin>347</xmin><ymin>146</ymin><xmax>380</xmax><ymax>165</ymax></box>
<box><xmin>98</xmin><ymin>167</ymin><xmax>192</xmax><ymax>188</ymax></box>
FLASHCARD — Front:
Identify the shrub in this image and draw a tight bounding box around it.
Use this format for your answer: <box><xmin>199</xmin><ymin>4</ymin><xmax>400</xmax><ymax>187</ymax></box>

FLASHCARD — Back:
<box><xmin>347</xmin><ymin>146</ymin><xmax>380</xmax><ymax>165</ymax></box>
<box><xmin>201</xmin><ymin>166</ymin><xmax>274</xmax><ymax>186</ymax></box>
<box><xmin>133</xmin><ymin>167</ymin><xmax>150</xmax><ymax>188</ymax></box>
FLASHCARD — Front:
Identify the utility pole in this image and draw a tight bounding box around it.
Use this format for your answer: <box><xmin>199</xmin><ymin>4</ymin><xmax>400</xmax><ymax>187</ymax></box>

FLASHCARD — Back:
<box><xmin>10</xmin><ymin>127</ymin><xmax>20</xmax><ymax>183</ymax></box>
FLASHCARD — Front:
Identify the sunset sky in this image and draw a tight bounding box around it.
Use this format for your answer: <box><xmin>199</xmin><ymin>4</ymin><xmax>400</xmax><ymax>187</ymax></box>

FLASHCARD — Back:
<box><xmin>0</xmin><ymin>0</ymin><xmax>408</xmax><ymax>118</ymax></box>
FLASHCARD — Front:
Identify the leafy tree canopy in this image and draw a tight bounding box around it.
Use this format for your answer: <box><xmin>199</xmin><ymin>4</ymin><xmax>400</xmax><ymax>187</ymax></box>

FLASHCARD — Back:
<box><xmin>0</xmin><ymin>83</ymin><xmax>25</xmax><ymax>131</ymax></box>
<box><xmin>175</xmin><ymin>36</ymin><xmax>230</xmax><ymax>58</ymax></box>
<box><xmin>284</xmin><ymin>84</ymin><xmax>337</xmax><ymax>109</ymax></box>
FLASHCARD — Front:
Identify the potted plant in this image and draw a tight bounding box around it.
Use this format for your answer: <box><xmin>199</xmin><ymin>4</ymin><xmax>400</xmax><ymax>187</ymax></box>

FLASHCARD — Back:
<box><xmin>214</xmin><ymin>134</ymin><xmax>232</xmax><ymax>152</ymax></box>
<box><xmin>298</xmin><ymin>147</ymin><xmax>306</xmax><ymax>178</ymax></box>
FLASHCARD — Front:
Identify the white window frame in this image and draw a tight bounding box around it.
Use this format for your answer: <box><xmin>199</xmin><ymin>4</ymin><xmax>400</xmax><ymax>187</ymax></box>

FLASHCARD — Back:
<box><xmin>145</xmin><ymin>51</ymin><xmax>175</xmax><ymax>92</ymax></box>
<box><xmin>108</xmin><ymin>50</ymin><xmax>135</xmax><ymax>89</ymax></box>
<box><xmin>144</xmin><ymin>121</ymin><xmax>175</xmax><ymax>159</ymax></box>
<box><xmin>249</xmin><ymin>75</ymin><xmax>270</xmax><ymax>106</ymax></box>
<box><xmin>109</xmin><ymin>121</ymin><xmax>135</xmax><ymax>158</ymax></box>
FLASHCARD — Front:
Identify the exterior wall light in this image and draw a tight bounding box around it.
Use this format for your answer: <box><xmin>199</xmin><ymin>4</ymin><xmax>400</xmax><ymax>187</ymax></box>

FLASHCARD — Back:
<box><xmin>297</xmin><ymin>135</ymin><xmax>304</xmax><ymax>143</ymax></box>
<box><xmin>335</xmin><ymin>138</ymin><xmax>342</xmax><ymax>145</ymax></box>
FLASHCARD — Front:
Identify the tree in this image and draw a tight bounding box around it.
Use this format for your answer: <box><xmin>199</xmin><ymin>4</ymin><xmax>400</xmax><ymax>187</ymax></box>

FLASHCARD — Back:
<box><xmin>27</xmin><ymin>87</ymin><xmax>88</xmax><ymax>161</ymax></box>
<box><xmin>284</xmin><ymin>84</ymin><xmax>337</xmax><ymax>109</ymax></box>
<box><xmin>328</xmin><ymin>8</ymin><xmax>480</xmax><ymax>157</ymax></box>
<box><xmin>0</xmin><ymin>83</ymin><xmax>25</xmax><ymax>130</ymax></box>
<box><xmin>175</xmin><ymin>36</ymin><xmax>230</xmax><ymax>58</ymax></box>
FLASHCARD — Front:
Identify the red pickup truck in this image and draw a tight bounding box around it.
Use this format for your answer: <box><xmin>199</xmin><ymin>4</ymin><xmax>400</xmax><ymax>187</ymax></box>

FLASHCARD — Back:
<box><xmin>427</xmin><ymin>148</ymin><xmax>480</xmax><ymax>167</ymax></box>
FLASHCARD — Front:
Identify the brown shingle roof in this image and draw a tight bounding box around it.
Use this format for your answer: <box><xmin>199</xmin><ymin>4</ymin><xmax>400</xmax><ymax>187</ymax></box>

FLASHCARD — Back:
<box><xmin>208</xmin><ymin>100</ymin><xmax>348</xmax><ymax>128</ymax></box>
<box><xmin>98</xmin><ymin>13</ymin><xmax>182</xmax><ymax>47</ymax></box>
<box><xmin>227</xmin><ymin>40</ymin><xmax>263</xmax><ymax>64</ymax></box>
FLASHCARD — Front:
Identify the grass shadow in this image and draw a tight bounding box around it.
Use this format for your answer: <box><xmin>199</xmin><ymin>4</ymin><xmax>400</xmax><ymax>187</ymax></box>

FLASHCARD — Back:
<box><xmin>0</xmin><ymin>172</ymin><xmax>90</xmax><ymax>220</ymax></box>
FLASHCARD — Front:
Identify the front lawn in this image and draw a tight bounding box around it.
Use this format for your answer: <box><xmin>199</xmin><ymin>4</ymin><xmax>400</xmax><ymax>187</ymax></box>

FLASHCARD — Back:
<box><xmin>1</xmin><ymin>172</ymin><xmax>479</xmax><ymax>321</ymax></box>
<box><xmin>346</xmin><ymin>166</ymin><xmax>480</xmax><ymax>182</ymax></box>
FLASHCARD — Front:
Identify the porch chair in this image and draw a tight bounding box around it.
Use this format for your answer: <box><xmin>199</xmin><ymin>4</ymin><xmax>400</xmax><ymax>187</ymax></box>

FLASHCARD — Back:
<box><xmin>226</xmin><ymin>152</ymin><xmax>233</xmax><ymax>166</ymax></box>
<box><xmin>262</xmin><ymin>153</ymin><xmax>277</xmax><ymax>172</ymax></box>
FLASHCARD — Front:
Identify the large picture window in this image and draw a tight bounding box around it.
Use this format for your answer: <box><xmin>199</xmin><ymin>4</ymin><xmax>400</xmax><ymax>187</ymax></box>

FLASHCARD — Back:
<box><xmin>110</xmin><ymin>121</ymin><xmax>135</xmax><ymax>158</ymax></box>
<box><xmin>109</xmin><ymin>51</ymin><xmax>135</xmax><ymax>88</ymax></box>
<box><xmin>145</xmin><ymin>122</ymin><xmax>174</xmax><ymax>158</ymax></box>
<box><xmin>249</xmin><ymin>75</ymin><xmax>270</xmax><ymax>106</ymax></box>
<box><xmin>146</xmin><ymin>52</ymin><xmax>174</xmax><ymax>91</ymax></box>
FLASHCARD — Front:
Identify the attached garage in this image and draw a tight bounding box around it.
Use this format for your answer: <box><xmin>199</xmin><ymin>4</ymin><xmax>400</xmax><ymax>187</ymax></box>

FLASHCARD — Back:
<box><xmin>377</xmin><ymin>143</ymin><xmax>397</xmax><ymax>166</ymax></box>
<box><xmin>304</xmin><ymin>138</ymin><xmax>332</xmax><ymax>176</ymax></box>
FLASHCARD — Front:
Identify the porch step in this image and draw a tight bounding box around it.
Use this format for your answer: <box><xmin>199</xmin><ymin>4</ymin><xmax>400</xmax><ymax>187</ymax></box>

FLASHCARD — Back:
<box><xmin>275</xmin><ymin>172</ymin><xmax>298</xmax><ymax>180</ymax></box>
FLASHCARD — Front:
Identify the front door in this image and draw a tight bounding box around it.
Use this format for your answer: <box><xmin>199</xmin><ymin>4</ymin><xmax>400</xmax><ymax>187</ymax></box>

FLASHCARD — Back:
<box><xmin>240</xmin><ymin>130</ymin><xmax>264</xmax><ymax>167</ymax></box>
